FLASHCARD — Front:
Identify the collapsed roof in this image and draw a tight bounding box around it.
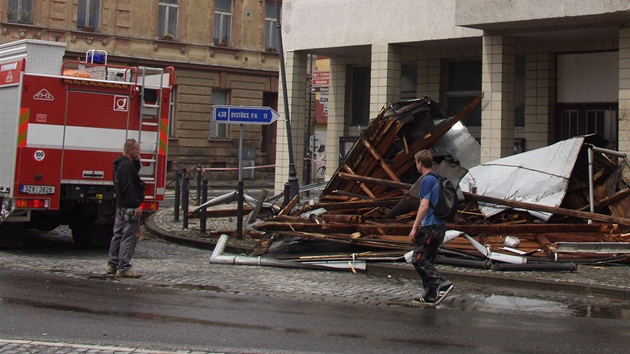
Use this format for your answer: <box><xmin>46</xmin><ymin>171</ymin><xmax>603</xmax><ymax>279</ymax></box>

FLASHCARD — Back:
<box><xmin>251</xmin><ymin>95</ymin><xmax>630</xmax><ymax>268</ymax></box>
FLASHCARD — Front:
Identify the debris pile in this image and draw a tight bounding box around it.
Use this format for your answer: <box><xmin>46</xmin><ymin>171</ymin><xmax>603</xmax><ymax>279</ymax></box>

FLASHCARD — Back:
<box><xmin>254</xmin><ymin>95</ymin><xmax>630</xmax><ymax>269</ymax></box>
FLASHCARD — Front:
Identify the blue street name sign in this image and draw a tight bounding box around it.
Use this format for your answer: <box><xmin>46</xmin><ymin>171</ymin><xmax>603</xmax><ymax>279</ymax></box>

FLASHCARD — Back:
<box><xmin>213</xmin><ymin>105</ymin><xmax>280</xmax><ymax>125</ymax></box>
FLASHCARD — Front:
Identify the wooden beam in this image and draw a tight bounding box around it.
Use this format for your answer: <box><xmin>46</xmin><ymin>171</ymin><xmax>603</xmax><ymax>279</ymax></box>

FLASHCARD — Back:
<box><xmin>362</xmin><ymin>139</ymin><xmax>401</xmax><ymax>182</ymax></box>
<box><xmin>463</xmin><ymin>191</ymin><xmax>630</xmax><ymax>227</ymax></box>
<box><xmin>337</xmin><ymin>172</ymin><xmax>413</xmax><ymax>190</ymax></box>
<box><xmin>342</xmin><ymin>164</ymin><xmax>376</xmax><ymax>198</ymax></box>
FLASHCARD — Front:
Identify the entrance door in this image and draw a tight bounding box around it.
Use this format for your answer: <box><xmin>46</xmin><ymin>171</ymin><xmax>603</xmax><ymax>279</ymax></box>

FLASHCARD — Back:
<box><xmin>556</xmin><ymin>103</ymin><xmax>618</xmax><ymax>149</ymax></box>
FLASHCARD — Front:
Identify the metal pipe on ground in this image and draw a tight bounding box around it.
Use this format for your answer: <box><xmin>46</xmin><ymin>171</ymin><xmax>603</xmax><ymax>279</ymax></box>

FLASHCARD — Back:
<box><xmin>436</xmin><ymin>256</ymin><xmax>492</xmax><ymax>269</ymax></box>
<box><xmin>209</xmin><ymin>234</ymin><xmax>362</xmax><ymax>271</ymax></box>
<box><xmin>492</xmin><ymin>262</ymin><xmax>577</xmax><ymax>272</ymax></box>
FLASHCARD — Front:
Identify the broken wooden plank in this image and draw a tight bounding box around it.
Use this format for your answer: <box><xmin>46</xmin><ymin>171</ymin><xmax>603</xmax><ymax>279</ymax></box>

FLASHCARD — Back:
<box><xmin>362</xmin><ymin>139</ymin><xmax>401</xmax><ymax>183</ymax></box>
<box><xmin>337</xmin><ymin>172</ymin><xmax>413</xmax><ymax>191</ymax></box>
<box><xmin>536</xmin><ymin>234</ymin><xmax>558</xmax><ymax>261</ymax></box>
<box><xmin>312</xmin><ymin>197</ymin><xmax>403</xmax><ymax>211</ymax></box>
<box><xmin>277</xmin><ymin>194</ymin><xmax>299</xmax><ymax>217</ymax></box>
<box><xmin>342</xmin><ymin>164</ymin><xmax>376</xmax><ymax>198</ymax></box>
<box><xmin>356</xmin><ymin>222</ymin><xmax>617</xmax><ymax>236</ymax></box>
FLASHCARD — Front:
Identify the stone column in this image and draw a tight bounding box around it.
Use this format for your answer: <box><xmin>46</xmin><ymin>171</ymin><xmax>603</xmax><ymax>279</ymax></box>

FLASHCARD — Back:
<box><xmin>274</xmin><ymin>50</ymin><xmax>307</xmax><ymax>194</ymax></box>
<box><xmin>324</xmin><ymin>57</ymin><xmax>347</xmax><ymax>181</ymax></box>
<box><xmin>370</xmin><ymin>44</ymin><xmax>401</xmax><ymax>118</ymax></box>
<box><xmin>481</xmin><ymin>35</ymin><xmax>516</xmax><ymax>163</ymax></box>
<box><xmin>619</xmin><ymin>27</ymin><xmax>630</xmax><ymax>162</ymax></box>
<box><xmin>523</xmin><ymin>44</ymin><xmax>555</xmax><ymax>151</ymax></box>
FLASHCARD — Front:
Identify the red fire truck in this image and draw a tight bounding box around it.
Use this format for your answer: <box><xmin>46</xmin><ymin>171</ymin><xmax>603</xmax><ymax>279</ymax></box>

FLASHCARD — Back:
<box><xmin>0</xmin><ymin>40</ymin><xmax>173</xmax><ymax>246</ymax></box>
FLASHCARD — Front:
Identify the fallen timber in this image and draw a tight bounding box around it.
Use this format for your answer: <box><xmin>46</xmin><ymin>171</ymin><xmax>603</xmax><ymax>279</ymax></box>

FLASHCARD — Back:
<box><xmin>245</xmin><ymin>97</ymin><xmax>630</xmax><ymax>267</ymax></box>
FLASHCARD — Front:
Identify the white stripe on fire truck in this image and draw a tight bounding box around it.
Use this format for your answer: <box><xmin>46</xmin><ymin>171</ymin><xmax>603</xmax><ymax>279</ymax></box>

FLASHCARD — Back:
<box><xmin>26</xmin><ymin>124</ymin><xmax>157</xmax><ymax>152</ymax></box>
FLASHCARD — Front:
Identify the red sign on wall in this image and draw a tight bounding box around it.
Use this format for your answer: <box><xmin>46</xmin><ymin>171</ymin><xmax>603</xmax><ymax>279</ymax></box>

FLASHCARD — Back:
<box><xmin>312</xmin><ymin>71</ymin><xmax>330</xmax><ymax>87</ymax></box>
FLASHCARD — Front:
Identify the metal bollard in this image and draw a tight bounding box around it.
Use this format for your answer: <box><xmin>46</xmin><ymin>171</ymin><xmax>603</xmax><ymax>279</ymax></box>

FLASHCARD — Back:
<box><xmin>196</xmin><ymin>163</ymin><xmax>202</xmax><ymax>204</ymax></box>
<box><xmin>174</xmin><ymin>169</ymin><xmax>182</xmax><ymax>221</ymax></box>
<box><xmin>200</xmin><ymin>178</ymin><xmax>208</xmax><ymax>234</ymax></box>
<box><xmin>281</xmin><ymin>182</ymin><xmax>290</xmax><ymax>208</ymax></box>
<box><xmin>182</xmin><ymin>175</ymin><xmax>189</xmax><ymax>229</ymax></box>
<box><xmin>237</xmin><ymin>180</ymin><xmax>244</xmax><ymax>239</ymax></box>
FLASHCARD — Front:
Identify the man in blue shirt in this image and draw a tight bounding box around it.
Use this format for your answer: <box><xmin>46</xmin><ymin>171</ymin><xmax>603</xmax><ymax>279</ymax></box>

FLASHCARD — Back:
<box><xmin>409</xmin><ymin>149</ymin><xmax>454</xmax><ymax>306</ymax></box>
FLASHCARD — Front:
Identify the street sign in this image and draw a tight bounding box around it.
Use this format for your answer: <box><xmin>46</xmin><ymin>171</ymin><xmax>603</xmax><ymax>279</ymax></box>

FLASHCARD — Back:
<box><xmin>213</xmin><ymin>105</ymin><xmax>280</xmax><ymax>125</ymax></box>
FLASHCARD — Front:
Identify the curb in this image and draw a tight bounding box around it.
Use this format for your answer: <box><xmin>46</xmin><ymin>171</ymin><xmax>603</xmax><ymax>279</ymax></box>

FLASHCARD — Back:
<box><xmin>143</xmin><ymin>214</ymin><xmax>252</xmax><ymax>255</ymax></box>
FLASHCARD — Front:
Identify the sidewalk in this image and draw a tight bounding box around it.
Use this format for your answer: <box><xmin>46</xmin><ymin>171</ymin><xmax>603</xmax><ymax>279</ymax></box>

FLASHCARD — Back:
<box><xmin>147</xmin><ymin>181</ymin><xmax>630</xmax><ymax>302</ymax></box>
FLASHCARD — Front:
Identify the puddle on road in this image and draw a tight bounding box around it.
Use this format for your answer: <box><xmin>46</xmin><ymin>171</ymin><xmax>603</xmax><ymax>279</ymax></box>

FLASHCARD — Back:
<box><xmin>443</xmin><ymin>293</ymin><xmax>630</xmax><ymax>320</ymax></box>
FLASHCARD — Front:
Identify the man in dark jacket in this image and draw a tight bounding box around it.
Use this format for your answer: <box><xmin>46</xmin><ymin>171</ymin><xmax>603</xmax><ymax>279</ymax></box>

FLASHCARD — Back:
<box><xmin>107</xmin><ymin>138</ymin><xmax>145</xmax><ymax>278</ymax></box>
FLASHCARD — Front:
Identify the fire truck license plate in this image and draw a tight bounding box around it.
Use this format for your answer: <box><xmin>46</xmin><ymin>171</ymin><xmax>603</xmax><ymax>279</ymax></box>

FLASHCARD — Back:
<box><xmin>20</xmin><ymin>185</ymin><xmax>55</xmax><ymax>195</ymax></box>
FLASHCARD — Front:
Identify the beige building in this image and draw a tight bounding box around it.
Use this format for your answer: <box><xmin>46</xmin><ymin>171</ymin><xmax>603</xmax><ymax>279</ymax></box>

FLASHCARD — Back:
<box><xmin>0</xmin><ymin>0</ymin><xmax>281</xmax><ymax>180</ymax></box>
<box><xmin>276</xmin><ymin>0</ymin><xmax>630</xmax><ymax>193</ymax></box>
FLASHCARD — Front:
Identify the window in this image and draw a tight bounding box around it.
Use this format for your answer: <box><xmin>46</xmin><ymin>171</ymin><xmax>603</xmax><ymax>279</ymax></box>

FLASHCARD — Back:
<box><xmin>444</xmin><ymin>60</ymin><xmax>482</xmax><ymax>127</ymax></box>
<box><xmin>77</xmin><ymin>0</ymin><xmax>100</xmax><ymax>31</ymax></box>
<box><xmin>560</xmin><ymin>110</ymin><xmax>579</xmax><ymax>139</ymax></box>
<box><xmin>558</xmin><ymin>104</ymin><xmax>618</xmax><ymax>149</ymax></box>
<box><xmin>7</xmin><ymin>0</ymin><xmax>33</xmax><ymax>24</ymax></box>
<box><xmin>210</xmin><ymin>90</ymin><xmax>229</xmax><ymax>139</ymax></box>
<box><xmin>264</xmin><ymin>2</ymin><xmax>279</xmax><ymax>52</ymax></box>
<box><xmin>400</xmin><ymin>63</ymin><xmax>417</xmax><ymax>101</ymax></box>
<box><xmin>214</xmin><ymin>0</ymin><xmax>233</xmax><ymax>46</ymax></box>
<box><xmin>158</xmin><ymin>0</ymin><xmax>178</xmax><ymax>39</ymax></box>
<box><xmin>350</xmin><ymin>66</ymin><xmax>370</xmax><ymax>127</ymax></box>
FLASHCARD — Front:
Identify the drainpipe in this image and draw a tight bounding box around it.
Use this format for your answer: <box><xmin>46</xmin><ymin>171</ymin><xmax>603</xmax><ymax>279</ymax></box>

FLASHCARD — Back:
<box><xmin>588</xmin><ymin>147</ymin><xmax>594</xmax><ymax>224</ymax></box>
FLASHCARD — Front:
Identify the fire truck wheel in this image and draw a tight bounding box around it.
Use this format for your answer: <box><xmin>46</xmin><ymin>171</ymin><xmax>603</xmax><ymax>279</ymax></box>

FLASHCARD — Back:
<box><xmin>31</xmin><ymin>222</ymin><xmax>59</xmax><ymax>232</ymax></box>
<box><xmin>0</xmin><ymin>223</ymin><xmax>26</xmax><ymax>247</ymax></box>
<box><xmin>70</xmin><ymin>222</ymin><xmax>114</xmax><ymax>248</ymax></box>
<box><xmin>70</xmin><ymin>223</ymin><xmax>92</xmax><ymax>247</ymax></box>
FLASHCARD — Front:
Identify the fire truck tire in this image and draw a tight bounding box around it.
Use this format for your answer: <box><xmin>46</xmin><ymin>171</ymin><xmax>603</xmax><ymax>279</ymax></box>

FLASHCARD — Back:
<box><xmin>0</xmin><ymin>223</ymin><xmax>26</xmax><ymax>247</ymax></box>
<box><xmin>31</xmin><ymin>222</ymin><xmax>59</xmax><ymax>232</ymax></box>
<box><xmin>70</xmin><ymin>222</ymin><xmax>114</xmax><ymax>247</ymax></box>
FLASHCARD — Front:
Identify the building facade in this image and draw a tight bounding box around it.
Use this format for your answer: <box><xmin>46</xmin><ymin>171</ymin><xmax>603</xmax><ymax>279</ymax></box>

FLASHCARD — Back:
<box><xmin>275</xmin><ymin>0</ymin><xmax>630</xmax><ymax>193</ymax></box>
<box><xmin>1</xmin><ymin>0</ymin><xmax>281</xmax><ymax>181</ymax></box>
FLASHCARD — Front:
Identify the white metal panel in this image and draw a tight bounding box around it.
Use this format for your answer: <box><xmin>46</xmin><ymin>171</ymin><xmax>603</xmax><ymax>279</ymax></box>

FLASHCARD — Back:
<box><xmin>26</xmin><ymin>123</ymin><xmax>64</xmax><ymax>149</ymax></box>
<box><xmin>0</xmin><ymin>85</ymin><xmax>20</xmax><ymax>196</ymax></box>
<box><xmin>0</xmin><ymin>39</ymin><xmax>66</xmax><ymax>75</ymax></box>
<box><xmin>460</xmin><ymin>137</ymin><xmax>585</xmax><ymax>220</ymax></box>
<box><xmin>25</xmin><ymin>125</ymin><xmax>157</xmax><ymax>153</ymax></box>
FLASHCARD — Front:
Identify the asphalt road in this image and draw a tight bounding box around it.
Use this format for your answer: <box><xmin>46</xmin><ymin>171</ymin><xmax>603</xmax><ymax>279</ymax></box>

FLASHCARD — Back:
<box><xmin>1</xmin><ymin>227</ymin><xmax>630</xmax><ymax>353</ymax></box>
<box><xmin>2</xmin><ymin>267</ymin><xmax>630</xmax><ymax>353</ymax></box>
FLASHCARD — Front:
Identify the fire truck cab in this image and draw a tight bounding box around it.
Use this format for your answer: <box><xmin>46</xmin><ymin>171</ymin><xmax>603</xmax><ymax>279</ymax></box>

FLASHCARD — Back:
<box><xmin>0</xmin><ymin>39</ymin><xmax>173</xmax><ymax>246</ymax></box>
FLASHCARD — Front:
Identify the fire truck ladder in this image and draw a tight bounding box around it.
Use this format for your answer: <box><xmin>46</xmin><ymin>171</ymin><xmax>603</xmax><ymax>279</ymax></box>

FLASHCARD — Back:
<box><xmin>137</xmin><ymin>66</ymin><xmax>165</xmax><ymax>199</ymax></box>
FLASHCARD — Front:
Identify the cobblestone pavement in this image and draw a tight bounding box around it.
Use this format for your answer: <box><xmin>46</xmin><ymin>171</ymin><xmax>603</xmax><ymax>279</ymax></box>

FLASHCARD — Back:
<box><xmin>150</xmin><ymin>203</ymin><xmax>630</xmax><ymax>302</ymax></box>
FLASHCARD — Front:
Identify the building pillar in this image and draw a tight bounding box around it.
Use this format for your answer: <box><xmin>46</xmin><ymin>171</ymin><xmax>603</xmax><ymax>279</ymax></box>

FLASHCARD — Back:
<box><xmin>370</xmin><ymin>44</ymin><xmax>401</xmax><ymax>118</ymax></box>
<box><xmin>274</xmin><ymin>50</ymin><xmax>307</xmax><ymax>194</ymax></box>
<box><xmin>323</xmin><ymin>57</ymin><xmax>347</xmax><ymax>181</ymax></box>
<box><xmin>619</xmin><ymin>27</ymin><xmax>630</xmax><ymax>162</ymax></box>
<box><xmin>481</xmin><ymin>35</ymin><xmax>516</xmax><ymax>163</ymax></box>
<box><xmin>523</xmin><ymin>45</ymin><xmax>555</xmax><ymax>151</ymax></box>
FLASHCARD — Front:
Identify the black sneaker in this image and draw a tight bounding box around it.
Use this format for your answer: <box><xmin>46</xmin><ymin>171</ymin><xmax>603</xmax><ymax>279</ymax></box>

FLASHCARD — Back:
<box><xmin>433</xmin><ymin>284</ymin><xmax>454</xmax><ymax>305</ymax></box>
<box><xmin>412</xmin><ymin>296</ymin><xmax>437</xmax><ymax>306</ymax></box>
